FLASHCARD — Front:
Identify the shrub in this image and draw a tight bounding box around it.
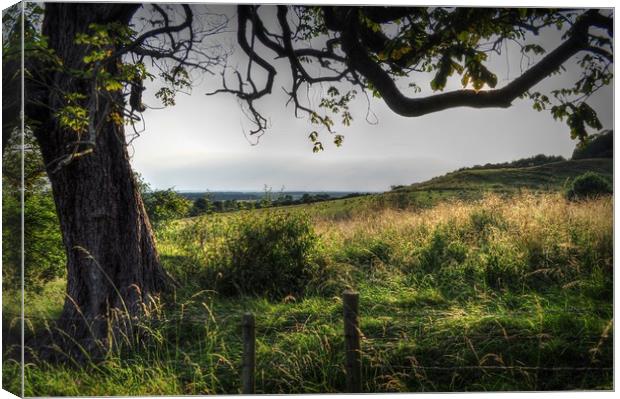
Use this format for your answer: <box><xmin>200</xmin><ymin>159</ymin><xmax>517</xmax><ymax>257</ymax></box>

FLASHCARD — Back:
<box><xmin>214</xmin><ymin>211</ymin><xmax>321</xmax><ymax>299</ymax></box>
<box><xmin>565</xmin><ymin>172</ymin><xmax>612</xmax><ymax>201</ymax></box>
<box><xmin>143</xmin><ymin>189</ymin><xmax>192</xmax><ymax>226</ymax></box>
<box><xmin>2</xmin><ymin>188</ymin><xmax>66</xmax><ymax>292</ymax></box>
<box><xmin>189</xmin><ymin>196</ymin><xmax>213</xmax><ymax>216</ymax></box>
<box><xmin>2</xmin><ymin>130</ymin><xmax>66</xmax><ymax>292</ymax></box>
<box><xmin>135</xmin><ymin>173</ymin><xmax>192</xmax><ymax>226</ymax></box>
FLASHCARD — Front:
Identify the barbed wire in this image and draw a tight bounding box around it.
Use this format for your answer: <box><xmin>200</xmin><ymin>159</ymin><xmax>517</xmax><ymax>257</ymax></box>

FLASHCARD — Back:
<box><xmin>2</xmin><ymin>306</ymin><xmax>613</xmax><ymax>322</ymax></box>
<box><xmin>361</xmin><ymin>334</ymin><xmax>609</xmax><ymax>341</ymax></box>
<box><xmin>13</xmin><ymin>352</ymin><xmax>613</xmax><ymax>374</ymax></box>
<box><xmin>6</xmin><ymin>322</ymin><xmax>614</xmax><ymax>342</ymax></box>
<box><xmin>374</xmin><ymin>365</ymin><xmax>613</xmax><ymax>372</ymax></box>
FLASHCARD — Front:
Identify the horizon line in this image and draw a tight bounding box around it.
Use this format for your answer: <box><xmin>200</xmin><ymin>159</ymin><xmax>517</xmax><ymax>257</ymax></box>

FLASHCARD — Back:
<box><xmin>170</xmin><ymin>189</ymin><xmax>385</xmax><ymax>193</ymax></box>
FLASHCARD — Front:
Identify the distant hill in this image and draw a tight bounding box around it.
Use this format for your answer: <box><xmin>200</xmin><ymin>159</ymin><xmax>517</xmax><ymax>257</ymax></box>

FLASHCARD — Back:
<box><xmin>572</xmin><ymin>130</ymin><xmax>613</xmax><ymax>160</ymax></box>
<box><xmin>392</xmin><ymin>158</ymin><xmax>612</xmax><ymax>194</ymax></box>
<box><xmin>305</xmin><ymin>157</ymin><xmax>614</xmax><ymax>218</ymax></box>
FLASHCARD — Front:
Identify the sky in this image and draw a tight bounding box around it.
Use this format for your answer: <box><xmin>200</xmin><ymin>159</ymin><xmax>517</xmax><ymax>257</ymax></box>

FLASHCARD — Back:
<box><xmin>129</xmin><ymin>4</ymin><xmax>614</xmax><ymax>192</ymax></box>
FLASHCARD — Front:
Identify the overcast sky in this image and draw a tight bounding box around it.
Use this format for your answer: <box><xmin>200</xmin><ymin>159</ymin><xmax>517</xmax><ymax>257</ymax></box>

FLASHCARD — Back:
<box><xmin>129</xmin><ymin>4</ymin><xmax>613</xmax><ymax>192</ymax></box>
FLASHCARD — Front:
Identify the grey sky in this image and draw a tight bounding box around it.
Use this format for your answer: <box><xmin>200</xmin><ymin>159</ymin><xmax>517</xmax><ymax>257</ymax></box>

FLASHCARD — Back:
<box><xmin>129</xmin><ymin>4</ymin><xmax>613</xmax><ymax>192</ymax></box>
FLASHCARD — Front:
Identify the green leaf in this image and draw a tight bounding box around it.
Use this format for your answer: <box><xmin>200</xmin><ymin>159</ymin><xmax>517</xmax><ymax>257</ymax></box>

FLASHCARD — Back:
<box><xmin>103</xmin><ymin>79</ymin><xmax>123</xmax><ymax>92</ymax></box>
<box><xmin>334</xmin><ymin>135</ymin><xmax>344</xmax><ymax>147</ymax></box>
<box><xmin>312</xmin><ymin>141</ymin><xmax>324</xmax><ymax>153</ymax></box>
<box><xmin>523</xmin><ymin>44</ymin><xmax>546</xmax><ymax>55</ymax></box>
<box><xmin>327</xmin><ymin>86</ymin><xmax>339</xmax><ymax>97</ymax></box>
<box><xmin>579</xmin><ymin>102</ymin><xmax>602</xmax><ymax>130</ymax></box>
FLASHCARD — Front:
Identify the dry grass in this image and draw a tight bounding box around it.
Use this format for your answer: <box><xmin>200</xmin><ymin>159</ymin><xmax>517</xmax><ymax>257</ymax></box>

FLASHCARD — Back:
<box><xmin>316</xmin><ymin>192</ymin><xmax>611</xmax><ymax>241</ymax></box>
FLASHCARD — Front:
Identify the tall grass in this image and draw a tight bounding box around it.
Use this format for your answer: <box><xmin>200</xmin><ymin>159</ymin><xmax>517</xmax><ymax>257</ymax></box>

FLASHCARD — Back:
<box><xmin>3</xmin><ymin>193</ymin><xmax>612</xmax><ymax>394</ymax></box>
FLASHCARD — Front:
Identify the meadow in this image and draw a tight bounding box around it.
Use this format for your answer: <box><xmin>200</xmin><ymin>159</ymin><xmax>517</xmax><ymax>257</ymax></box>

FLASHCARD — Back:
<box><xmin>2</xmin><ymin>188</ymin><xmax>613</xmax><ymax>394</ymax></box>
<box><xmin>2</xmin><ymin>3</ymin><xmax>614</xmax><ymax>395</ymax></box>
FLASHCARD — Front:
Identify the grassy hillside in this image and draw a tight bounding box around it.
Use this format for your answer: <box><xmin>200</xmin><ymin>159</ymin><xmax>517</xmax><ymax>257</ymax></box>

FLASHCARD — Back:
<box><xmin>280</xmin><ymin>158</ymin><xmax>612</xmax><ymax>220</ymax></box>
<box><xmin>399</xmin><ymin>158</ymin><xmax>612</xmax><ymax>193</ymax></box>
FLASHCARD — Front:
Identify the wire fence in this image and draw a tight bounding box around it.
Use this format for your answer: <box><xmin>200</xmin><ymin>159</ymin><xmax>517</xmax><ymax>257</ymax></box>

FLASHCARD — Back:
<box><xmin>2</xmin><ymin>292</ymin><xmax>614</xmax><ymax>393</ymax></box>
<box><xmin>2</xmin><ymin>305</ymin><xmax>613</xmax><ymax>321</ymax></box>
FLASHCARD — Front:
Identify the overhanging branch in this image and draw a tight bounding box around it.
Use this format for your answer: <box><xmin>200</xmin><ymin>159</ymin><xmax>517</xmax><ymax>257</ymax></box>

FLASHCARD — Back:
<box><xmin>338</xmin><ymin>9</ymin><xmax>608</xmax><ymax>117</ymax></box>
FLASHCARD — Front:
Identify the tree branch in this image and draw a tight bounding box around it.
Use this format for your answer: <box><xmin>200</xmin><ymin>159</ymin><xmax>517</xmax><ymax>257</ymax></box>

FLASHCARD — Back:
<box><xmin>338</xmin><ymin>9</ymin><xmax>604</xmax><ymax>117</ymax></box>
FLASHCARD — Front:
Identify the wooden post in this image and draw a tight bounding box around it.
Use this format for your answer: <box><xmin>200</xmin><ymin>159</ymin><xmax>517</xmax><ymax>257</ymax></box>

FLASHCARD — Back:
<box><xmin>343</xmin><ymin>290</ymin><xmax>362</xmax><ymax>393</ymax></box>
<box><xmin>242</xmin><ymin>312</ymin><xmax>255</xmax><ymax>394</ymax></box>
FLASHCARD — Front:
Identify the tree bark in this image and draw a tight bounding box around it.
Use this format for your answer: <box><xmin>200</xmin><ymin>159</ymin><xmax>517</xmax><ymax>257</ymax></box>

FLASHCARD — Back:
<box><xmin>28</xmin><ymin>3</ymin><xmax>170</xmax><ymax>357</ymax></box>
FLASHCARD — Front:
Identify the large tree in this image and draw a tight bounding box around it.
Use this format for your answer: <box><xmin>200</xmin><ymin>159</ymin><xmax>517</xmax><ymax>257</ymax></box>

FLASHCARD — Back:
<box><xmin>3</xmin><ymin>2</ymin><xmax>225</xmax><ymax>356</ymax></box>
<box><xmin>2</xmin><ymin>3</ymin><xmax>612</xmax><ymax>355</ymax></box>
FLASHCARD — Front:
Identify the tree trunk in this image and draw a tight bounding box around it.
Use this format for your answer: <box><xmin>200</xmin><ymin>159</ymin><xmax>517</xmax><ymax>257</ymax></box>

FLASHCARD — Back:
<box><xmin>28</xmin><ymin>3</ymin><xmax>170</xmax><ymax>357</ymax></box>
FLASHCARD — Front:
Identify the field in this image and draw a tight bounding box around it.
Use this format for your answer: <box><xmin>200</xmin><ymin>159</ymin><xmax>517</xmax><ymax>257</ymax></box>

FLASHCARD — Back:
<box><xmin>2</xmin><ymin>159</ymin><xmax>614</xmax><ymax>395</ymax></box>
<box><xmin>2</xmin><ymin>3</ymin><xmax>614</xmax><ymax>396</ymax></box>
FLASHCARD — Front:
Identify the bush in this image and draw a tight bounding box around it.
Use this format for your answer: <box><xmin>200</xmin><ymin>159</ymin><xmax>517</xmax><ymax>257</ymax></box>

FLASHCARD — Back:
<box><xmin>565</xmin><ymin>172</ymin><xmax>612</xmax><ymax>201</ymax></box>
<box><xmin>214</xmin><ymin>211</ymin><xmax>321</xmax><ymax>299</ymax></box>
<box><xmin>142</xmin><ymin>189</ymin><xmax>192</xmax><ymax>226</ymax></box>
<box><xmin>135</xmin><ymin>173</ymin><xmax>192</xmax><ymax>226</ymax></box>
<box><xmin>2</xmin><ymin>188</ymin><xmax>66</xmax><ymax>292</ymax></box>
<box><xmin>2</xmin><ymin>129</ymin><xmax>66</xmax><ymax>292</ymax></box>
<box><xmin>190</xmin><ymin>196</ymin><xmax>213</xmax><ymax>216</ymax></box>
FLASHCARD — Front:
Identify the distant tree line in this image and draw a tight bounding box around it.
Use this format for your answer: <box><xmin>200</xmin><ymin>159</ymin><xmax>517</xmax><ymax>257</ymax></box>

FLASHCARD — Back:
<box><xmin>455</xmin><ymin>154</ymin><xmax>567</xmax><ymax>172</ymax></box>
<box><xmin>134</xmin><ymin>177</ymin><xmax>370</xmax><ymax>222</ymax></box>
<box><xmin>189</xmin><ymin>196</ymin><xmax>256</xmax><ymax>215</ymax></box>
<box><xmin>188</xmin><ymin>192</ymin><xmax>368</xmax><ymax>217</ymax></box>
<box><xmin>182</xmin><ymin>192</ymin><xmax>261</xmax><ymax>202</ymax></box>
<box><xmin>452</xmin><ymin>130</ymin><xmax>613</xmax><ymax>175</ymax></box>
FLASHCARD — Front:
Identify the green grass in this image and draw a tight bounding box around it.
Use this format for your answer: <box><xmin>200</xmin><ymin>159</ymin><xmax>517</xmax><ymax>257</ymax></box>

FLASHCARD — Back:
<box><xmin>2</xmin><ymin>159</ymin><xmax>613</xmax><ymax>395</ymax></box>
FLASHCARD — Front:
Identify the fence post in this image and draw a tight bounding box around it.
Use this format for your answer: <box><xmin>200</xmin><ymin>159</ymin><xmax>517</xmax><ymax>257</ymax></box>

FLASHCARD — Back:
<box><xmin>242</xmin><ymin>312</ymin><xmax>255</xmax><ymax>394</ymax></box>
<box><xmin>343</xmin><ymin>290</ymin><xmax>362</xmax><ymax>393</ymax></box>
